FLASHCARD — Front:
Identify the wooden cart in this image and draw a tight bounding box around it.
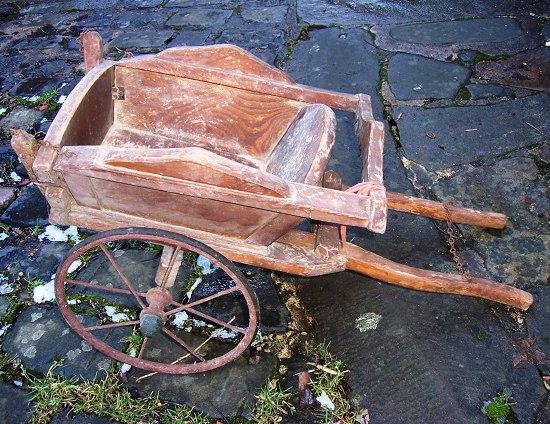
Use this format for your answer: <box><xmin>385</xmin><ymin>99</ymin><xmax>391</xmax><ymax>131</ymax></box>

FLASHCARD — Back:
<box><xmin>11</xmin><ymin>32</ymin><xmax>532</xmax><ymax>374</ymax></box>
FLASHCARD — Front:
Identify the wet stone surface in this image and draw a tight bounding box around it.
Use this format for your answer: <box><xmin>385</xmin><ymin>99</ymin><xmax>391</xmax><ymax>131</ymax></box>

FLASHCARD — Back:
<box><xmin>0</xmin><ymin>382</ymin><xmax>32</xmax><ymax>424</ymax></box>
<box><xmin>395</xmin><ymin>94</ymin><xmax>550</xmax><ymax>171</ymax></box>
<box><xmin>128</xmin><ymin>338</ymin><xmax>277</xmax><ymax>419</ymax></box>
<box><xmin>3</xmin><ymin>306</ymin><xmax>129</xmax><ymax>380</ymax></box>
<box><xmin>0</xmin><ymin>184</ymin><xmax>49</xmax><ymax>227</ymax></box>
<box><xmin>388</xmin><ymin>53</ymin><xmax>470</xmax><ymax>100</ymax></box>
<box><xmin>0</xmin><ymin>106</ymin><xmax>43</xmax><ymax>135</ymax></box>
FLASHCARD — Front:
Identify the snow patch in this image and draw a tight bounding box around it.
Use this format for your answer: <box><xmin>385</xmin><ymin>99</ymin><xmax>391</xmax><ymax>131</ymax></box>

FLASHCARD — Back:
<box><xmin>10</xmin><ymin>172</ymin><xmax>21</xmax><ymax>182</ymax></box>
<box><xmin>33</xmin><ymin>280</ymin><xmax>55</xmax><ymax>303</ymax></box>
<box><xmin>0</xmin><ymin>282</ymin><xmax>14</xmax><ymax>294</ymax></box>
<box><xmin>39</xmin><ymin>225</ymin><xmax>81</xmax><ymax>243</ymax></box>
<box><xmin>0</xmin><ymin>324</ymin><xmax>10</xmax><ymax>337</ymax></box>
<box><xmin>316</xmin><ymin>391</ymin><xmax>335</xmax><ymax>411</ymax></box>
<box><xmin>0</xmin><ymin>107</ymin><xmax>7</xmax><ymax>116</ymax></box>
<box><xmin>211</xmin><ymin>328</ymin><xmax>237</xmax><ymax>340</ymax></box>
<box><xmin>104</xmin><ymin>306</ymin><xmax>130</xmax><ymax>323</ymax></box>
<box><xmin>67</xmin><ymin>259</ymin><xmax>82</xmax><ymax>274</ymax></box>
<box><xmin>172</xmin><ymin>311</ymin><xmax>189</xmax><ymax>329</ymax></box>
<box><xmin>0</xmin><ymin>232</ymin><xmax>9</xmax><ymax>241</ymax></box>
<box><xmin>196</xmin><ymin>255</ymin><xmax>219</xmax><ymax>274</ymax></box>
<box><xmin>57</xmin><ymin>95</ymin><xmax>67</xmax><ymax>104</ymax></box>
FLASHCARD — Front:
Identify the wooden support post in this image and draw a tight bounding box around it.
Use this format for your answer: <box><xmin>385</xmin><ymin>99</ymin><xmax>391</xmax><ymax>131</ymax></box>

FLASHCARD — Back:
<box><xmin>10</xmin><ymin>129</ymin><xmax>40</xmax><ymax>182</ymax></box>
<box><xmin>80</xmin><ymin>31</ymin><xmax>104</xmax><ymax>73</ymax></box>
<box><xmin>155</xmin><ymin>246</ymin><xmax>184</xmax><ymax>289</ymax></box>
<box><xmin>314</xmin><ymin>171</ymin><xmax>342</xmax><ymax>259</ymax></box>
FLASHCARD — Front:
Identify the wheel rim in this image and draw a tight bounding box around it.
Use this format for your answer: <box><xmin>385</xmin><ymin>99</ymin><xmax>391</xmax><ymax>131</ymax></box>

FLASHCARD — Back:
<box><xmin>54</xmin><ymin>227</ymin><xmax>259</xmax><ymax>374</ymax></box>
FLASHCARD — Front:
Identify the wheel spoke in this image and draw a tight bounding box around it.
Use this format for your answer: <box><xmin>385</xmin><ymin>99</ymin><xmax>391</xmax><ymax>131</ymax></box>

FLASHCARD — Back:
<box><xmin>159</xmin><ymin>246</ymin><xmax>181</xmax><ymax>289</ymax></box>
<box><xmin>99</xmin><ymin>244</ymin><xmax>146</xmax><ymax>308</ymax></box>
<box><xmin>162</xmin><ymin>328</ymin><xmax>205</xmax><ymax>362</ymax></box>
<box><xmin>66</xmin><ymin>279</ymin><xmax>148</xmax><ymax>299</ymax></box>
<box><xmin>86</xmin><ymin>320</ymin><xmax>140</xmax><ymax>331</ymax></box>
<box><xmin>138</xmin><ymin>337</ymin><xmax>149</xmax><ymax>359</ymax></box>
<box><xmin>173</xmin><ymin>304</ymin><xmax>246</xmax><ymax>334</ymax></box>
<box><xmin>165</xmin><ymin>287</ymin><xmax>240</xmax><ymax>317</ymax></box>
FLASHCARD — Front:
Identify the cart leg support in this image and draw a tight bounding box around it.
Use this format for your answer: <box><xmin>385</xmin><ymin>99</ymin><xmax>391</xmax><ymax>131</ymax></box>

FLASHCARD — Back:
<box><xmin>344</xmin><ymin>242</ymin><xmax>533</xmax><ymax>310</ymax></box>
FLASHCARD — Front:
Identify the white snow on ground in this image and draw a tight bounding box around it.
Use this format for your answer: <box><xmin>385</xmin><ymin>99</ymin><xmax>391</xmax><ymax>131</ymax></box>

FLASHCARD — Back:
<box><xmin>67</xmin><ymin>259</ymin><xmax>82</xmax><ymax>274</ymax></box>
<box><xmin>211</xmin><ymin>328</ymin><xmax>237</xmax><ymax>340</ymax></box>
<box><xmin>57</xmin><ymin>95</ymin><xmax>67</xmax><ymax>104</ymax></box>
<box><xmin>0</xmin><ymin>283</ymin><xmax>14</xmax><ymax>295</ymax></box>
<box><xmin>13</xmin><ymin>380</ymin><xmax>23</xmax><ymax>387</ymax></box>
<box><xmin>0</xmin><ymin>324</ymin><xmax>10</xmax><ymax>337</ymax></box>
<box><xmin>0</xmin><ymin>232</ymin><xmax>9</xmax><ymax>241</ymax></box>
<box><xmin>33</xmin><ymin>279</ymin><xmax>55</xmax><ymax>303</ymax></box>
<box><xmin>192</xmin><ymin>319</ymin><xmax>206</xmax><ymax>327</ymax></box>
<box><xmin>316</xmin><ymin>391</ymin><xmax>335</xmax><ymax>410</ymax></box>
<box><xmin>0</xmin><ymin>107</ymin><xmax>7</xmax><ymax>116</ymax></box>
<box><xmin>196</xmin><ymin>255</ymin><xmax>219</xmax><ymax>274</ymax></box>
<box><xmin>104</xmin><ymin>306</ymin><xmax>130</xmax><ymax>323</ymax></box>
<box><xmin>119</xmin><ymin>348</ymin><xmax>136</xmax><ymax>374</ymax></box>
<box><xmin>186</xmin><ymin>277</ymin><xmax>201</xmax><ymax>300</ymax></box>
<box><xmin>172</xmin><ymin>311</ymin><xmax>189</xmax><ymax>328</ymax></box>
<box><xmin>38</xmin><ymin>225</ymin><xmax>81</xmax><ymax>243</ymax></box>
<box><xmin>10</xmin><ymin>172</ymin><xmax>21</xmax><ymax>182</ymax></box>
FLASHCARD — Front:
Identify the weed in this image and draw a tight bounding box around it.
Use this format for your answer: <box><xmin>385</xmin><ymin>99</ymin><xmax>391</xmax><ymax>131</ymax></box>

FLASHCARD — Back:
<box><xmin>160</xmin><ymin>405</ymin><xmax>212</xmax><ymax>424</ymax></box>
<box><xmin>31</xmin><ymin>225</ymin><xmax>44</xmax><ymax>236</ymax></box>
<box><xmin>183</xmin><ymin>264</ymin><xmax>202</xmax><ymax>293</ymax></box>
<box><xmin>283</xmin><ymin>25</ymin><xmax>311</xmax><ymax>63</ymax></box>
<box><xmin>476</xmin><ymin>330</ymin><xmax>487</xmax><ymax>342</ymax></box>
<box><xmin>124</xmin><ymin>328</ymin><xmax>143</xmax><ymax>354</ymax></box>
<box><xmin>304</xmin><ymin>341</ymin><xmax>356</xmax><ymax>424</ymax></box>
<box><xmin>182</xmin><ymin>250</ymin><xmax>198</xmax><ymax>266</ymax></box>
<box><xmin>2</xmin><ymin>299</ymin><xmax>24</xmax><ymax>324</ymax></box>
<box><xmin>471</xmin><ymin>52</ymin><xmax>508</xmax><ymax>64</ymax></box>
<box><xmin>15</xmin><ymin>88</ymin><xmax>60</xmax><ymax>112</ymax></box>
<box><xmin>26</xmin><ymin>277</ymin><xmax>46</xmax><ymax>289</ymax></box>
<box><xmin>172</xmin><ymin>24</ymin><xmax>183</xmax><ymax>31</ymax></box>
<box><xmin>78</xmin><ymin>246</ymin><xmax>101</xmax><ymax>268</ymax></box>
<box><xmin>455</xmin><ymin>86</ymin><xmax>471</xmax><ymax>101</ymax></box>
<box><xmin>26</xmin><ymin>367</ymin><xmax>161</xmax><ymax>424</ymax></box>
<box><xmin>483</xmin><ymin>391</ymin><xmax>513</xmax><ymax>423</ymax></box>
<box><xmin>145</xmin><ymin>243</ymin><xmax>164</xmax><ymax>254</ymax></box>
<box><xmin>232</xmin><ymin>5</ymin><xmax>242</xmax><ymax>14</ymax></box>
<box><xmin>211</xmin><ymin>30</ymin><xmax>223</xmax><ymax>41</ymax></box>
<box><xmin>252</xmin><ymin>378</ymin><xmax>295</xmax><ymax>424</ymax></box>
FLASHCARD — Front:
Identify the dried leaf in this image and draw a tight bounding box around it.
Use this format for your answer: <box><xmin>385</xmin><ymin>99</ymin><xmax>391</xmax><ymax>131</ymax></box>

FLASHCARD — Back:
<box><xmin>513</xmin><ymin>336</ymin><xmax>547</xmax><ymax>368</ymax></box>
<box><xmin>298</xmin><ymin>371</ymin><xmax>315</xmax><ymax>409</ymax></box>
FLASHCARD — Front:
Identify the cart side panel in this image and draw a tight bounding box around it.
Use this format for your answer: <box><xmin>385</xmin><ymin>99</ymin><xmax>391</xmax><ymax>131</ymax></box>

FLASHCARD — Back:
<box><xmin>113</xmin><ymin>66</ymin><xmax>302</xmax><ymax>159</ymax></box>
<box><xmin>84</xmin><ymin>177</ymin><xmax>279</xmax><ymax>238</ymax></box>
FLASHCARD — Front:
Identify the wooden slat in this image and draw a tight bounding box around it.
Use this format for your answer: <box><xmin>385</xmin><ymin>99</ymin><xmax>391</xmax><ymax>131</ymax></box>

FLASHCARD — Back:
<box><xmin>54</xmin><ymin>146</ymin><xmax>375</xmax><ymax>227</ymax></box>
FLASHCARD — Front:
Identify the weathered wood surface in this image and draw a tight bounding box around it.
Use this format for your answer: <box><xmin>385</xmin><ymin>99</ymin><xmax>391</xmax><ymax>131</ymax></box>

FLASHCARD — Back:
<box><xmin>314</xmin><ymin>171</ymin><xmax>343</xmax><ymax>259</ymax></box>
<box><xmin>53</xmin><ymin>145</ymin><xmax>375</xmax><ymax>228</ymax></box>
<box><xmin>80</xmin><ymin>30</ymin><xmax>104</xmax><ymax>73</ymax></box>
<box><xmin>345</xmin><ymin>242</ymin><xmax>532</xmax><ymax>310</ymax></box>
<box><xmin>10</xmin><ymin>129</ymin><xmax>40</xmax><ymax>181</ymax></box>
<box><xmin>386</xmin><ymin>191</ymin><xmax>507</xmax><ymax>229</ymax></box>
<box><xmin>354</xmin><ymin>94</ymin><xmax>387</xmax><ymax>233</ymax></box>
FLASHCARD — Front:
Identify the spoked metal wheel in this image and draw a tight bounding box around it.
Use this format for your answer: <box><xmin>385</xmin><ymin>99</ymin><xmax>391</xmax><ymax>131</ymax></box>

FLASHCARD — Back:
<box><xmin>54</xmin><ymin>227</ymin><xmax>259</xmax><ymax>374</ymax></box>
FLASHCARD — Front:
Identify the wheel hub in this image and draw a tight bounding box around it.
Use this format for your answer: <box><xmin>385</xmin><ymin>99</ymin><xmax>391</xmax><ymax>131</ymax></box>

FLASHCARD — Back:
<box><xmin>139</xmin><ymin>287</ymin><xmax>172</xmax><ymax>336</ymax></box>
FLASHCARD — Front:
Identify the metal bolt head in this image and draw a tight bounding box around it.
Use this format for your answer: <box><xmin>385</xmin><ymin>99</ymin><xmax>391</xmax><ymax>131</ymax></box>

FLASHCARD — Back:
<box><xmin>139</xmin><ymin>313</ymin><xmax>164</xmax><ymax>337</ymax></box>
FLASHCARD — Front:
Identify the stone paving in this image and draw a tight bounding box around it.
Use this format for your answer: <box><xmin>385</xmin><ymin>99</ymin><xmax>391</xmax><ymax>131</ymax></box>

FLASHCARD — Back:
<box><xmin>0</xmin><ymin>0</ymin><xmax>549</xmax><ymax>423</ymax></box>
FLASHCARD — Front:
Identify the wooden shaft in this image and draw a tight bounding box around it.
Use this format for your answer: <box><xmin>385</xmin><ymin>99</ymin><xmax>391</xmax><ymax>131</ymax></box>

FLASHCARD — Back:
<box><xmin>345</xmin><ymin>243</ymin><xmax>532</xmax><ymax>310</ymax></box>
<box><xmin>386</xmin><ymin>192</ymin><xmax>507</xmax><ymax>229</ymax></box>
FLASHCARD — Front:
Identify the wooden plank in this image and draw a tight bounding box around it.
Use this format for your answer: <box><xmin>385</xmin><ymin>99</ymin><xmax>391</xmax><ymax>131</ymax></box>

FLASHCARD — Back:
<box><xmin>65</xmin><ymin>204</ymin><xmax>346</xmax><ymax>276</ymax></box>
<box><xmin>54</xmin><ymin>146</ymin><xmax>376</xmax><ymax>227</ymax></box>
<box><xmin>10</xmin><ymin>129</ymin><xmax>40</xmax><ymax>182</ymax></box>
<box><xmin>386</xmin><ymin>191</ymin><xmax>507</xmax><ymax>229</ymax></box>
<box><xmin>118</xmin><ymin>57</ymin><xmax>359</xmax><ymax>112</ymax></box>
<box><xmin>80</xmin><ymin>31</ymin><xmax>104</xmax><ymax>73</ymax></box>
<box><xmin>314</xmin><ymin>171</ymin><xmax>342</xmax><ymax>259</ymax></box>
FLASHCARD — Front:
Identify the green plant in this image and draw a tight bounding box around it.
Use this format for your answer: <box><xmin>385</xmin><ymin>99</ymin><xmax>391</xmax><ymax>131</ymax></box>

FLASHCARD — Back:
<box><xmin>252</xmin><ymin>378</ymin><xmax>295</xmax><ymax>424</ymax></box>
<box><xmin>15</xmin><ymin>88</ymin><xmax>60</xmax><ymax>112</ymax></box>
<box><xmin>26</xmin><ymin>367</ymin><xmax>161</xmax><ymax>424</ymax></box>
<box><xmin>304</xmin><ymin>341</ymin><xmax>356</xmax><ymax>424</ymax></box>
<box><xmin>31</xmin><ymin>225</ymin><xmax>44</xmax><ymax>236</ymax></box>
<box><xmin>183</xmin><ymin>264</ymin><xmax>202</xmax><ymax>293</ymax></box>
<box><xmin>26</xmin><ymin>278</ymin><xmax>46</xmax><ymax>289</ymax></box>
<box><xmin>145</xmin><ymin>243</ymin><xmax>164</xmax><ymax>254</ymax></box>
<box><xmin>160</xmin><ymin>405</ymin><xmax>211</xmax><ymax>424</ymax></box>
<box><xmin>483</xmin><ymin>392</ymin><xmax>513</xmax><ymax>423</ymax></box>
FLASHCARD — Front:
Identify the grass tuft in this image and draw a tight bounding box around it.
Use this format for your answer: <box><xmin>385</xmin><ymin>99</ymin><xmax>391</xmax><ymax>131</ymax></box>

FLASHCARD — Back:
<box><xmin>483</xmin><ymin>391</ymin><xmax>513</xmax><ymax>423</ymax></box>
<box><xmin>15</xmin><ymin>88</ymin><xmax>60</xmax><ymax>112</ymax></box>
<box><xmin>26</xmin><ymin>367</ymin><xmax>161</xmax><ymax>424</ymax></box>
<box><xmin>252</xmin><ymin>378</ymin><xmax>295</xmax><ymax>424</ymax></box>
<box><xmin>304</xmin><ymin>341</ymin><xmax>356</xmax><ymax>423</ymax></box>
<box><xmin>160</xmin><ymin>405</ymin><xmax>212</xmax><ymax>424</ymax></box>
